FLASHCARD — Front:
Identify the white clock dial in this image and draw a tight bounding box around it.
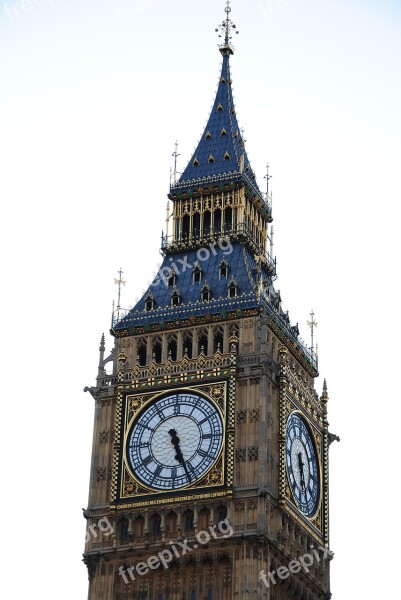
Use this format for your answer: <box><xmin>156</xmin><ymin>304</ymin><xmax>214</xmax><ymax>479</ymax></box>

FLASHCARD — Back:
<box><xmin>127</xmin><ymin>392</ymin><xmax>223</xmax><ymax>490</ymax></box>
<box><xmin>285</xmin><ymin>412</ymin><xmax>320</xmax><ymax>517</ymax></box>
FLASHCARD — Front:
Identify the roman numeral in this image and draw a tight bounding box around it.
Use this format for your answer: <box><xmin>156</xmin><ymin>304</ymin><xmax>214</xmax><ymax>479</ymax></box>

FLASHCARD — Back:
<box><xmin>143</xmin><ymin>455</ymin><xmax>153</xmax><ymax>466</ymax></box>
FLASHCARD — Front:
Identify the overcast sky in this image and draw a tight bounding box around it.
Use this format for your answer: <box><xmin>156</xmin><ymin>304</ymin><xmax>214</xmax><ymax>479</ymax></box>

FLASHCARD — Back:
<box><xmin>1</xmin><ymin>0</ymin><xmax>400</xmax><ymax>597</ymax></box>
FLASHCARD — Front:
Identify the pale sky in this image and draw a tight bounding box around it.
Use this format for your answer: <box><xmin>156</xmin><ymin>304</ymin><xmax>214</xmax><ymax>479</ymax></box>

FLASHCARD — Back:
<box><xmin>1</xmin><ymin>0</ymin><xmax>400</xmax><ymax>598</ymax></box>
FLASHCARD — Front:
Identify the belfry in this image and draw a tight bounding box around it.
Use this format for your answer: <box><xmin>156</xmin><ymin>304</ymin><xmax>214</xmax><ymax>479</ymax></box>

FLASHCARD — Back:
<box><xmin>83</xmin><ymin>3</ymin><xmax>333</xmax><ymax>599</ymax></box>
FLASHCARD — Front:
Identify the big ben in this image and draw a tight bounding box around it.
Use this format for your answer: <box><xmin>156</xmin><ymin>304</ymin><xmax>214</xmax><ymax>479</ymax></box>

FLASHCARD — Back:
<box><xmin>83</xmin><ymin>2</ymin><xmax>334</xmax><ymax>599</ymax></box>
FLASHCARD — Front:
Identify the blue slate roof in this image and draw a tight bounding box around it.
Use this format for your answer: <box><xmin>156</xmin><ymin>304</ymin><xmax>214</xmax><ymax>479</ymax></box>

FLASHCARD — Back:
<box><xmin>171</xmin><ymin>54</ymin><xmax>264</xmax><ymax>201</ymax></box>
<box><xmin>114</xmin><ymin>243</ymin><xmax>267</xmax><ymax>330</ymax></box>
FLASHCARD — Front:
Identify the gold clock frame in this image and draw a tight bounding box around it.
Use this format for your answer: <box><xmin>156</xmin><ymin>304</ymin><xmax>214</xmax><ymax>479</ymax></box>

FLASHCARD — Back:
<box><xmin>110</xmin><ymin>379</ymin><xmax>235</xmax><ymax>509</ymax></box>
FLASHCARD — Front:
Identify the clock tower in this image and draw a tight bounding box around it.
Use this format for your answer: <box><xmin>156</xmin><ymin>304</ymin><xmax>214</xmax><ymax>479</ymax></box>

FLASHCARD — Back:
<box><xmin>83</xmin><ymin>3</ymin><xmax>334</xmax><ymax>599</ymax></box>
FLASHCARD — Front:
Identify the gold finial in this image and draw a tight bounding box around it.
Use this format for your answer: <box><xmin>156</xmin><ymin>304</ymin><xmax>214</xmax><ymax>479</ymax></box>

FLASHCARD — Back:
<box><xmin>307</xmin><ymin>310</ymin><xmax>318</xmax><ymax>353</ymax></box>
<box><xmin>216</xmin><ymin>0</ymin><xmax>239</xmax><ymax>56</ymax></box>
<box><xmin>114</xmin><ymin>268</ymin><xmax>126</xmax><ymax>323</ymax></box>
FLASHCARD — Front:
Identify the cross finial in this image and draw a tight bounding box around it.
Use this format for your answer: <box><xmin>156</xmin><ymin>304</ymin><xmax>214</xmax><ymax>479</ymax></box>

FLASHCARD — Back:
<box><xmin>265</xmin><ymin>163</ymin><xmax>272</xmax><ymax>194</ymax></box>
<box><xmin>172</xmin><ymin>140</ymin><xmax>180</xmax><ymax>185</ymax></box>
<box><xmin>307</xmin><ymin>310</ymin><xmax>318</xmax><ymax>352</ymax></box>
<box><xmin>114</xmin><ymin>268</ymin><xmax>126</xmax><ymax>323</ymax></box>
<box><xmin>216</xmin><ymin>0</ymin><xmax>239</xmax><ymax>56</ymax></box>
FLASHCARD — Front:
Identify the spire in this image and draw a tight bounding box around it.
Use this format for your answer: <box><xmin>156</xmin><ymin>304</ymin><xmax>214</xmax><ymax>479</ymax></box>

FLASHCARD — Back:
<box><xmin>172</xmin><ymin>3</ymin><xmax>264</xmax><ymax>202</ymax></box>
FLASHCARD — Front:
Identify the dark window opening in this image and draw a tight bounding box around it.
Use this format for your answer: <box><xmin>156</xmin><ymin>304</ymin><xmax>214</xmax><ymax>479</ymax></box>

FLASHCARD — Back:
<box><xmin>119</xmin><ymin>518</ymin><xmax>129</xmax><ymax>541</ymax></box>
<box><xmin>193</xmin><ymin>213</ymin><xmax>200</xmax><ymax>238</ymax></box>
<box><xmin>138</xmin><ymin>344</ymin><xmax>147</xmax><ymax>367</ymax></box>
<box><xmin>182</xmin><ymin>334</ymin><xmax>193</xmax><ymax>359</ymax></box>
<box><xmin>219</xmin><ymin>264</ymin><xmax>228</xmax><ymax>279</ymax></box>
<box><xmin>214</xmin><ymin>331</ymin><xmax>224</xmax><ymax>353</ymax></box>
<box><xmin>145</xmin><ymin>296</ymin><xmax>154</xmax><ymax>311</ymax></box>
<box><xmin>201</xmin><ymin>287</ymin><xmax>211</xmax><ymax>302</ymax></box>
<box><xmin>224</xmin><ymin>207</ymin><xmax>232</xmax><ymax>232</ymax></box>
<box><xmin>193</xmin><ymin>269</ymin><xmax>202</xmax><ymax>284</ymax></box>
<box><xmin>198</xmin><ymin>333</ymin><xmax>208</xmax><ymax>355</ymax></box>
<box><xmin>168</xmin><ymin>274</ymin><xmax>176</xmax><ymax>287</ymax></box>
<box><xmin>184</xmin><ymin>510</ymin><xmax>194</xmax><ymax>531</ymax></box>
<box><xmin>214</xmin><ymin>209</ymin><xmax>222</xmax><ymax>234</ymax></box>
<box><xmin>171</xmin><ymin>292</ymin><xmax>181</xmax><ymax>307</ymax></box>
<box><xmin>151</xmin><ymin>515</ymin><xmax>161</xmax><ymax>536</ymax></box>
<box><xmin>217</xmin><ymin>505</ymin><xmax>227</xmax><ymax>522</ymax></box>
<box><xmin>133</xmin><ymin>517</ymin><xmax>144</xmax><ymax>538</ymax></box>
<box><xmin>152</xmin><ymin>340</ymin><xmax>162</xmax><ymax>363</ymax></box>
<box><xmin>228</xmin><ymin>283</ymin><xmax>238</xmax><ymax>298</ymax></box>
<box><xmin>203</xmin><ymin>211</ymin><xmax>211</xmax><ymax>235</ymax></box>
<box><xmin>182</xmin><ymin>215</ymin><xmax>190</xmax><ymax>238</ymax></box>
<box><xmin>167</xmin><ymin>338</ymin><xmax>178</xmax><ymax>361</ymax></box>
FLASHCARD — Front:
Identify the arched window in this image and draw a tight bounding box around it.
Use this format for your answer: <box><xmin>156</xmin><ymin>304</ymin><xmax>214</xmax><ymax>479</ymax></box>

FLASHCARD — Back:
<box><xmin>203</xmin><ymin>211</ymin><xmax>211</xmax><ymax>236</ymax></box>
<box><xmin>119</xmin><ymin>518</ymin><xmax>129</xmax><ymax>541</ymax></box>
<box><xmin>208</xmin><ymin>590</ymin><xmax>213</xmax><ymax>600</ymax></box>
<box><xmin>133</xmin><ymin>516</ymin><xmax>144</xmax><ymax>538</ymax></box>
<box><xmin>214</xmin><ymin>208</ymin><xmax>222</xmax><ymax>235</ymax></box>
<box><xmin>150</xmin><ymin>513</ymin><xmax>161</xmax><ymax>536</ymax></box>
<box><xmin>217</xmin><ymin>505</ymin><xmax>227</xmax><ymax>522</ymax></box>
<box><xmin>198</xmin><ymin>330</ymin><xmax>208</xmax><ymax>355</ymax></box>
<box><xmin>182</xmin><ymin>214</ymin><xmax>190</xmax><ymax>239</ymax></box>
<box><xmin>193</xmin><ymin>213</ymin><xmax>200</xmax><ymax>238</ymax></box>
<box><xmin>199</xmin><ymin>508</ymin><xmax>210</xmax><ymax>530</ymax></box>
<box><xmin>213</xmin><ymin>326</ymin><xmax>224</xmax><ymax>353</ymax></box>
<box><xmin>166</xmin><ymin>511</ymin><xmax>177</xmax><ymax>535</ymax></box>
<box><xmin>152</xmin><ymin>337</ymin><xmax>162</xmax><ymax>363</ymax></box>
<box><xmin>224</xmin><ymin>207</ymin><xmax>232</xmax><ymax>232</ymax></box>
<box><xmin>167</xmin><ymin>335</ymin><xmax>178</xmax><ymax>361</ymax></box>
<box><xmin>137</xmin><ymin>339</ymin><xmax>147</xmax><ymax>367</ymax></box>
<box><xmin>184</xmin><ymin>510</ymin><xmax>194</xmax><ymax>531</ymax></box>
<box><xmin>219</xmin><ymin>260</ymin><xmax>229</xmax><ymax>279</ymax></box>
<box><xmin>182</xmin><ymin>331</ymin><xmax>193</xmax><ymax>359</ymax></box>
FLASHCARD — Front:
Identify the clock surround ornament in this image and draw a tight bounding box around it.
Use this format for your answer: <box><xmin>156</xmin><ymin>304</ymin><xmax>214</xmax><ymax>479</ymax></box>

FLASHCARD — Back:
<box><xmin>126</xmin><ymin>391</ymin><xmax>224</xmax><ymax>491</ymax></box>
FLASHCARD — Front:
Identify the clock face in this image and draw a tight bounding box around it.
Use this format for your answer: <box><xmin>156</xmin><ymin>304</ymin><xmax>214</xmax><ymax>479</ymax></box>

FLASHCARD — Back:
<box><xmin>126</xmin><ymin>392</ymin><xmax>224</xmax><ymax>491</ymax></box>
<box><xmin>285</xmin><ymin>413</ymin><xmax>320</xmax><ymax>517</ymax></box>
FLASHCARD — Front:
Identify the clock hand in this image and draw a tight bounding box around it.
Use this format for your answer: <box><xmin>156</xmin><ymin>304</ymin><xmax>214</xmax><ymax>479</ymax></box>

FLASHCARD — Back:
<box><xmin>168</xmin><ymin>429</ymin><xmax>192</xmax><ymax>483</ymax></box>
<box><xmin>297</xmin><ymin>452</ymin><xmax>306</xmax><ymax>490</ymax></box>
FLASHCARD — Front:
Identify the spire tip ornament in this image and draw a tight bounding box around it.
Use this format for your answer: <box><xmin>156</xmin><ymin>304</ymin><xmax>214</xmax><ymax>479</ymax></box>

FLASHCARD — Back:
<box><xmin>216</xmin><ymin>0</ymin><xmax>239</xmax><ymax>56</ymax></box>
